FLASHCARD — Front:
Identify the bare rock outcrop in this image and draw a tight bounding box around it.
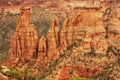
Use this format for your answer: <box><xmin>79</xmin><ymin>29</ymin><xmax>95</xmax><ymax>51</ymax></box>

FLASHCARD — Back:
<box><xmin>0</xmin><ymin>73</ymin><xmax>8</xmax><ymax>80</ymax></box>
<box><xmin>37</xmin><ymin>36</ymin><xmax>47</xmax><ymax>62</ymax></box>
<box><xmin>108</xmin><ymin>15</ymin><xmax>120</xmax><ymax>39</ymax></box>
<box><xmin>47</xmin><ymin>16</ymin><xmax>59</xmax><ymax>60</ymax></box>
<box><xmin>58</xmin><ymin>66</ymin><xmax>102</xmax><ymax>80</ymax></box>
<box><xmin>3</xmin><ymin>3</ymin><xmax>120</xmax><ymax>80</ymax></box>
<box><xmin>59</xmin><ymin>18</ymin><xmax>68</xmax><ymax>50</ymax></box>
<box><xmin>8</xmin><ymin>8</ymin><xmax>38</xmax><ymax>64</ymax></box>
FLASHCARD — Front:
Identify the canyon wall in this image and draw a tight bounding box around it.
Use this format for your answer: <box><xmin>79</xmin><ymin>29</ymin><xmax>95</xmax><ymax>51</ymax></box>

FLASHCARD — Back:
<box><xmin>8</xmin><ymin>8</ymin><xmax>38</xmax><ymax>65</ymax></box>
<box><xmin>3</xmin><ymin>3</ymin><xmax>120</xmax><ymax>80</ymax></box>
<box><xmin>6</xmin><ymin>5</ymin><xmax>120</xmax><ymax>64</ymax></box>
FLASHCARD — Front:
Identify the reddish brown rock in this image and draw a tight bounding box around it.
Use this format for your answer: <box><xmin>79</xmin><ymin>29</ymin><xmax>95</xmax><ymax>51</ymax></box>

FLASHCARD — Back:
<box><xmin>0</xmin><ymin>73</ymin><xmax>8</xmax><ymax>80</ymax></box>
<box><xmin>58</xmin><ymin>67</ymin><xmax>70</xmax><ymax>80</ymax></box>
<box><xmin>65</xmin><ymin>8</ymin><xmax>105</xmax><ymax>43</ymax></box>
<box><xmin>4</xmin><ymin>4</ymin><xmax>120</xmax><ymax>80</ymax></box>
<box><xmin>59</xmin><ymin>18</ymin><xmax>68</xmax><ymax>50</ymax></box>
<box><xmin>58</xmin><ymin>66</ymin><xmax>102</xmax><ymax>80</ymax></box>
<box><xmin>108</xmin><ymin>15</ymin><xmax>120</xmax><ymax>39</ymax></box>
<box><xmin>8</xmin><ymin>8</ymin><xmax>38</xmax><ymax>63</ymax></box>
<box><xmin>37</xmin><ymin>36</ymin><xmax>47</xmax><ymax>61</ymax></box>
<box><xmin>66</xmin><ymin>27</ymin><xmax>74</xmax><ymax>45</ymax></box>
<box><xmin>47</xmin><ymin>16</ymin><xmax>59</xmax><ymax>60</ymax></box>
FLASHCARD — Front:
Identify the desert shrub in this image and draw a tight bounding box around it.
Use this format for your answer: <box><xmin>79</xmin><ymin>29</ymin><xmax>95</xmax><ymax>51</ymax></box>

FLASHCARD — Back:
<box><xmin>6</xmin><ymin>70</ymin><xmax>22</xmax><ymax>80</ymax></box>
<box><xmin>0</xmin><ymin>66</ymin><xmax>2</xmax><ymax>71</ymax></box>
<box><xmin>31</xmin><ymin>5</ymin><xmax>53</xmax><ymax>27</ymax></box>
<box><xmin>31</xmin><ymin>5</ymin><xmax>53</xmax><ymax>39</ymax></box>
<box><xmin>4</xmin><ymin>67</ymin><xmax>22</xmax><ymax>80</ymax></box>
<box><xmin>118</xmin><ymin>58</ymin><xmax>120</xmax><ymax>65</ymax></box>
<box><xmin>71</xmin><ymin>77</ymin><xmax>90</xmax><ymax>80</ymax></box>
<box><xmin>86</xmin><ymin>49</ymin><xmax>96</xmax><ymax>57</ymax></box>
<box><xmin>42</xmin><ymin>29</ymin><xmax>49</xmax><ymax>37</ymax></box>
<box><xmin>39</xmin><ymin>74</ymin><xmax>45</xmax><ymax>80</ymax></box>
<box><xmin>0</xmin><ymin>11</ymin><xmax>17</xmax><ymax>63</ymax></box>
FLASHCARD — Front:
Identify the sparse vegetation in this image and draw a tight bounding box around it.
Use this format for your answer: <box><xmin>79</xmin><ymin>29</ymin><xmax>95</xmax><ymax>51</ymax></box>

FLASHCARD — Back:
<box><xmin>91</xmin><ymin>46</ymin><xmax>120</xmax><ymax>80</ymax></box>
<box><xmin>103</xmin><ymin>7</ymin><xmax>112</xmax><ymax>39</ymax></box>
<box><xmin>71</xmin><ymin>77</ymin><xmax>90</xmax><ymax>80</ymax></box>
<box><xmin>0</xmin><ymin>2</ymin><xmax>120</xmax><ymax>80</ymax></box>
<box><xmin>0</xmin><ymin>66</ymin><xmax>37</xmax><ymax>80</ymax></box>
<box><xmin>31</xmin><ymin>5</ymin><xmax>53</xmax><ymax>38</ymax></box>
<box><xmin>39</xmin><ymin>40</ymin><xmax>81</xmax><ymax>79</ymax></box>
<box><xmin>0</xmin><ymin>5</ymin><xmax>54</xmax><ymax>63</ymax></box>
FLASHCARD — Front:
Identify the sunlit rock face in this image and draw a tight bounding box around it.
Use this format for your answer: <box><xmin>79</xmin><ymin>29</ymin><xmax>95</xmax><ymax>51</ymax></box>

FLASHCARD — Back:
<box><xmin>59</xmin><ymin>18</ymin><xmax>68</xmax><ymax>50</ymax></box>
<box><xmin>3</xmin><ymin>2</ymin><xmax>120</xmax><ymax>80</ymax></box>
<box><xmin>37</xmin><ymin>36</ymin><xmax>47</xmax><ymax>62</ymax></box>
<box><xmin>51</xmin><ymin>6</ymin><xmax>120</xmax><ymax>80</ymax></box>
<box><xmin>108</xmin><ymin>15</ymin><xmax>120</xmax><ymax>39</ymax></box>
<box><xmin>6</xmin><ymin>6</ymin><xmax>107</xmax><ymax>65</ymax></box>
<box><xmin>8</xmin><ymin>8</ymin><xmax>38</xmax><ymax>64</ymax></box>
<box><xmin>46</xmin><ymin>16</ymin><xmax>60</xmax><ymax>60</ymax></box>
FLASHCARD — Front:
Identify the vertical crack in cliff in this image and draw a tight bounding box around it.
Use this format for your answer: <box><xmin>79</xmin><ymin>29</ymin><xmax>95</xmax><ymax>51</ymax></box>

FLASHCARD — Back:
<box><xmin>103</xmin><ymin>6</ymin><xmax>112</xmax><ymax>39</ymax></box>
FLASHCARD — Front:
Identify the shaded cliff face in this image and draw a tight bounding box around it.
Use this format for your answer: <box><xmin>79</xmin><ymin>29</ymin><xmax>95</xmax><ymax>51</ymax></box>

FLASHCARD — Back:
<box><xmin>2</xmin><ymin>3</ymin><xmax>120</xmax><ymax>80</ymax></box>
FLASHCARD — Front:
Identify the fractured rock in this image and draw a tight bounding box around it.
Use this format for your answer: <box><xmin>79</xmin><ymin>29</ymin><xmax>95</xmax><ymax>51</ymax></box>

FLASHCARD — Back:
<box><xmin>38</xmin><ymin>36</ymin><xmax>47</xmax><ymax>61</ymax></box>
<box><xmin>8</xmin><ymin>8</ymin><xmax>38</xmax><ymax>63</ymax></box>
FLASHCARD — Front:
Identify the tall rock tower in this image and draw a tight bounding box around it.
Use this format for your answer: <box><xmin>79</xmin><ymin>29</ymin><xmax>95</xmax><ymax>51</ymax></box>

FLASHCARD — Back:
<box><xmin>8</xmin><ymin>8</ymin><xmax>38</xmax><ymax>63</ymax></box>
<box><xmin>47</xmin><ymin>16</ymin><xmax>60</xmax><ymax>60</ymax></box>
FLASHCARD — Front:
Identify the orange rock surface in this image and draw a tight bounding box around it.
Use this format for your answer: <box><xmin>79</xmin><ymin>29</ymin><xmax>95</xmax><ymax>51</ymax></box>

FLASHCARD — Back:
<box><xmin>3</xmin><ymin>2</ymin><xmax>120</xmax><ymax>80</ymax></box>
<box><xmin>8</xmin><ymin>8</ymin><xmax>38</xmax><ymax>64</ymax></box>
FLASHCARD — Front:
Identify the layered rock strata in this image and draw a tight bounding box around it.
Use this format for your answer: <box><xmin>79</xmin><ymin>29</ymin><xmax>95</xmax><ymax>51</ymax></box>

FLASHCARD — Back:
<box><xmin>8</xmin><ymin>8</ymin><xmax>38</xmax><ymax>64</ymax></box>
<box><xmin>3</xmin><ymin>4</ymin><xmax>120</xmax><ymax>80</ymax></box>
<box><xmin>7</xmin><ymin>6</ymin><xmax>120</xmax><ymax>64</ymax></box>
<box><xmin>46</xmin><ymin>16</ymin><xmax>60</xmax><ymax>60</ymax></box>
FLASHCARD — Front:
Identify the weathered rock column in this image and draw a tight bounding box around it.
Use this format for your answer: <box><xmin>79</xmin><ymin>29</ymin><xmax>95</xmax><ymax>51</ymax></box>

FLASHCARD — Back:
<box><xmin>60</xmin><ymin>18</ymin><xmax>68</xmax><ymax>50</ymax></box>
<box><xmin>8</xmin><ymin>8</ymin><xmax>38</xmax><ymax>63</ymax></box>
<box><xmin>37</xmin><ymin>36</ymin><xmax>47</xmax><ymax>61</ymax></box>
<box><xmin>66</xmin><ymin>27</ymin><xmax>74</xmax><ymax>45</ymax></box>
<box><xmin>47</xmin><ymin>16</ymin><xmax>59</xmax><ymax>60</ymax></box>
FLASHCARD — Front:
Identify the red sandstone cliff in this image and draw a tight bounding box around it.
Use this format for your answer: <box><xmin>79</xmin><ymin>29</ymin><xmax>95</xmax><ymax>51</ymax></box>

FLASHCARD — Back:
<box><xmin>8</xmin><ymin>8</ymin><xmax>38</xmax><ymax>65</ymax></box>
<box><xmin>2</xmin><ymin>3</ymin><xmax>120</xmax><ymax>80</ymax></box>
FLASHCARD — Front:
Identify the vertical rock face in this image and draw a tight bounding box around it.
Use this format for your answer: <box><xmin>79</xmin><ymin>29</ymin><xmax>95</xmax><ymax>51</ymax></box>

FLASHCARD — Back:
<box><xmin>47</xmin><ymin>16</ymin><xmax>59</xmax><ymax>60</ymax></box>
<box><xmin>59</xmin><ymin>18</ymin><xmax>68</xmax><ymax>50</ymax></box>
<box><xmin>7</xmin><ymin>7</ymin><xmax>106</xmax><ymax>64</ymax></box>
<box><xmin>16</xmin><ymin>8</ymin><xmax>31</xmax><ymax>31</ymax></box>
<box><xmin>8</xmin><ymin>8</ymin><xmax>38</xmax><ymax>63</ymax></box>
<box><xmin>67</xmin><ymin>27</ymin><xmax>74</xmax><ymax>45</ymax></box>
<box><xmin>38</xmin><ymin>36</ymin><xmax>47</xmax><ymax>61</ymax></box>
<box><xmin>108</xmin><ymin>12</ymin><xmax>120</xmax><ymax>39</ymax></box>
<box><xmin>4</xmin><ymin>3</ymin><xmax>120</xmax><ymax>80</ymax></box>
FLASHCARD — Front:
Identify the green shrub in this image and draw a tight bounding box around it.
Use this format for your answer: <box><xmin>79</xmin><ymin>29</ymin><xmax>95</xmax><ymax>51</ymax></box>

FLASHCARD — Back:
<box><xmin>39</xmin><ymin>74</ymin><xmax>45</xmax><ymax>79</ymax></box>
<box><xmin>0</xmin><ymin>66</ymin><xmax>2</xmax><ymax>71</ymax></box>
<box><xmin>71</xmin><ymin>77</ymin><xmax>90</xmax><ymax>80</ymax></box>
<box><xmin>5</xmin><ymin>69</ymin><xmax>22</xmax><ymax>80</ymax></box>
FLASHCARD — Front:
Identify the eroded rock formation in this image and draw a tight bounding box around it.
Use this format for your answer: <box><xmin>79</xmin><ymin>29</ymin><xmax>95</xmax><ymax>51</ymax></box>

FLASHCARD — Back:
<box><xmin>3</xmin><ymin>2</ymin><xmax>120</xmax><ymax>80</ymax></box>
<box><xmin>58</xmin><ymin>66</ymin><xmax>102</xmax><ymax>80</ymax></box>
<box><xmin>37</xmin><ymin>36</ymin><xmax>47</xmax><ymax>61</ymax></box>
<box><xmin>8</xmin><ymin>8</ymin><xmax>38</xmax><ymax>64</ymax></box>
<box><xmin>6</xmin><ymin>6</ymin><xmax>110</xmax><ymax>65</ymax></box>
<box><xmin>47</xmin><ymin>16</ymin><xmax>60</xmax><ymax>60</ymax></box>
